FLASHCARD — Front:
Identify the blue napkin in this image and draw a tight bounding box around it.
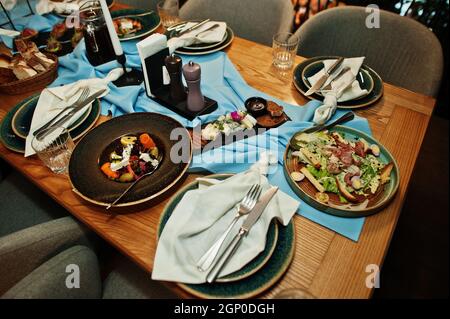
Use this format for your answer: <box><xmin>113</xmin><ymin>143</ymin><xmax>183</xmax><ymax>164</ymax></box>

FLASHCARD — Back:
<box><xmin>51</xmin><ymin>37</ymin><xmax>368</xmax><ymax>240</ymax></box>
<box><xmin>0</xmin><ymin>10</ymin><xmax>62</xmax><ymax>48</ymax></box>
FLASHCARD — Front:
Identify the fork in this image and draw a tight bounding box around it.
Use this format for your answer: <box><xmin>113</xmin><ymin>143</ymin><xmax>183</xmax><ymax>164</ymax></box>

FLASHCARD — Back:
<box><xmin>33</xmin><ymin>87</ymin><xmax>90</xmax><ymax>137</ymax></box>
<box><xmin>196</xmin><ymin>184</ymin><xmax>262</xmax><ymax>272</ymax></box>
<box><xmin>106</xmin><ymin>153</ymin><xmax>164</xmax><ymax>210</ymax></box>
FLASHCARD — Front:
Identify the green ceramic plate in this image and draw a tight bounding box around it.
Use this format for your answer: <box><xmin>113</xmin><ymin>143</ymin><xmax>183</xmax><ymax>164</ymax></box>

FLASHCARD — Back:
<box><xmin>293</xmin><ymin>56</ymin><xmax>384</xmax><ymax>109</ymax></box>
<box><xmin>111</xmin><ymin>9</ymin><xmax>161</xmax><ymax>41</ymax></box>
<box><xmin>157</xmin><ymin>174</ymin><xmax>295</xmax><ymax>299</ymax></box>
<box><xmin>173</xmin><ymin>27</ymin><xmax>234</xmax><ymax>56</ymax></box>
<box><xmin>0</xmin><ymin>96</ymin><xmax>101</xmax><ymax>154</ymax></box>
<box><xmin>302</xmin><ymin>60</ymin><xmax>374</xmax><ymax>99</ymax></box>
<box><xmin>11</xmin><ymin>93</ymin><xmax>91</xmax><ymax>139</ymax></box>
<box><xmin>284</xmin><ymin>125</ymin><xmax>400</xmax><ymax>218</ymax></box>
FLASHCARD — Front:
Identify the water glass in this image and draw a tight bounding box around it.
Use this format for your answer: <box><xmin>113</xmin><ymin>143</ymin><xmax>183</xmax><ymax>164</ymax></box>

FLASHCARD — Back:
<box><xmin>272</xmin><ymin>32</ymin><xmax>299</xmax><ymax>70</ymax></box>
<box><xmin>157</xmin><ymin>0</ymin><xmax>180</xmax><ymax>28</ymax></box>
<box><xmin>32</xmin><ymin>127</ymin><xmax>75</xmax><ymax>174</ymax></box>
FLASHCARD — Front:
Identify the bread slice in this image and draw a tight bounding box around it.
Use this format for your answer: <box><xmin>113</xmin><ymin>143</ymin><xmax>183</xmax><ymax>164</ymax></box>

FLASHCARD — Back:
<box><xmin>267</xmin><ymin>101</ymin><xmax>284</xmax><ymax>117</ymax></box>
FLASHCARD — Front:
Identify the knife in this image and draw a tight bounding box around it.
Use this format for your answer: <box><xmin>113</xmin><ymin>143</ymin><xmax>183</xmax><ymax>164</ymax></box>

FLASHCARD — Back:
<box><xmin>206</xmin><ymin>187</ymin><xmax>279</xmax><ymax>283</ymax></box>
<box><xmin>175</xmin><ymin>19</ymin><xmax>210</xmax><ymax>37</ymax></box>
<box><xmin>302</xmin><ymin>111</ymin><xmax>355</xmax><ymax>134</ymax></box>
<box><xmin>305</xmin><ymin>57</ymin><xmax>344</xmax><ymax>96</ymax></box>
<box><xmin>34</xmin><ymin>89</ymin><xmax>106</xmax><ymax>139</ymax></box>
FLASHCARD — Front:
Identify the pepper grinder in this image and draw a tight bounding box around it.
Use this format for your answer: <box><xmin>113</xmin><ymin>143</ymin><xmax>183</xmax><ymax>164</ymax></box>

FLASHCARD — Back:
<box><xmin>164</xmin><ymin>54</ymin><xmax>186</xmax><ymax>102</ymax></box>
<box><xmin>182</xmin><ymin>61</ymin><xmax>205</xmax><ymax>112</ymax></box>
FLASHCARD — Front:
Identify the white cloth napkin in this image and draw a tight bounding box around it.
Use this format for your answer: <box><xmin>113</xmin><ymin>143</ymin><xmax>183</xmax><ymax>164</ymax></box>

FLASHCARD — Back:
<box><xmin>36</xmin><ymin>0</ymin><xmax>80</xmax><ymax>15</ymax></box>
<box><xmin>24</xmin><ymin>68</ymin><xmax>123</xmax><ymax>157</ymax></box>
<box><xmin>167</xmin><ymin>21</ymin><xmax>227</xmax><ymax>53</ymax></box>
<box><xmin>308</xmin><ymin>57</ymin><xmax>368</xmax><ymax>124</ymax></box>
<box><xmin>152</xmin><ymin>154</ymin><xmax>299</xmax><ymax>284</ymax></box>
<box><xmin>0</xmin><ymin>28</ymin><xmax>20</xmax><ymax>37</ymax></box>
<box><xmin>0</xmin><ymin>0</ymin><xmax>16</xmax><ymax>10</ymax></box>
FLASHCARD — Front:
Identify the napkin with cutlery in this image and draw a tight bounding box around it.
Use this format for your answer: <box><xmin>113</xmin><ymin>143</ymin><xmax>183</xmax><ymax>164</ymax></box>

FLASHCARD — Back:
<box><xmin>308</xmin><ymin>57</ymin><xmax>368</xmax><ymax>124</ymax></box>
<box><xmin>152</xmin><ymin>158</ymin><xmax>299</xmax><ymax>284</ymax></box>
<box><xmin>24</xmin><ymin>68</ymin><xmax>123</xmax><ymax>157</ymax></box>
<box><xmin>167</xmin><ymin>21</ymin><xmax>227</xmax><ymax>53</ymax></box>
<box><xmin>36</xmin><ymin>0</ymin><xmax>80</xmax><ymax>15</ymax></box>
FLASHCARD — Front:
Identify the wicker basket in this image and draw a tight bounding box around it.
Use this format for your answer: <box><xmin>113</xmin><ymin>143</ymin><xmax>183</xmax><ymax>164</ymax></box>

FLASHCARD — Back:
<box><xmin>0</xmin><ymin>53</ymin><xmax>59</xmax><ymax>95</ymax></box>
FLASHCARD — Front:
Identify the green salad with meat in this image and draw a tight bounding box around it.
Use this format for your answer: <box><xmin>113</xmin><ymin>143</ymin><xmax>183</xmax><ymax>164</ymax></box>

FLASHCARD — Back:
<box><xmin>289</xmin><ymin>130</ymin><xmax>394</xmax><ymax>205</ymax></box>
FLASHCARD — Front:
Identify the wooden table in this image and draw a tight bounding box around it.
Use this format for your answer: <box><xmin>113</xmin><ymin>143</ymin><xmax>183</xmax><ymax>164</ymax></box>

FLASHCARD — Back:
<box><xmin>0</xmin><ymin>16</ymin><xmax>436</xmax><ymax>298</ymax></box>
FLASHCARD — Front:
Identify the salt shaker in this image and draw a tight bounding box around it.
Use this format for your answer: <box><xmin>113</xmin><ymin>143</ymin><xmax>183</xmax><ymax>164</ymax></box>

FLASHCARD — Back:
<box><xmin>182</xmin><ymin>61</ymin><xmax>205</xmax><ymax>112</ymax></box>
<box><xmin>164</xmin><ymin>54</ymin><xmax>186</xmax><ymax>102</ymax></box>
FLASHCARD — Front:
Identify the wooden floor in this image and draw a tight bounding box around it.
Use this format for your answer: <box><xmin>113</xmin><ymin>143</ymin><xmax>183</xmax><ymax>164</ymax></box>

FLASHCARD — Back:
<box><xmin>374</xmin><ymin>115</ymin><xmax>449</xmax><ymax>298</ymax></box>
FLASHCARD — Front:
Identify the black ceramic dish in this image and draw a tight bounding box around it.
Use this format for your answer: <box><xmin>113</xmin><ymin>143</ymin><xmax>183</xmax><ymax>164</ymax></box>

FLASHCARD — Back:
<box><xmin>245</xmin><ymin>97</ymin><xmax>267</xmax><ymax>117</ymax></box>
<box><xmin>69</xmin><ymin>113</ymin><xmax>192</xmax><ymax>208</ymax></box>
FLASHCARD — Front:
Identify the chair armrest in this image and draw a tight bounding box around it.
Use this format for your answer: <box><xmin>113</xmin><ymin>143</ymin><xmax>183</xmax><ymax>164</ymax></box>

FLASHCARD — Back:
<box><xmin>1</xmin><ymin>245</ymin><xmax>102</xmax><ymax>299</ymax></box>
<box><xmin>0</xmin><ymin>217</ymin><xmax>94</xmax><ymax>295</ymax></box>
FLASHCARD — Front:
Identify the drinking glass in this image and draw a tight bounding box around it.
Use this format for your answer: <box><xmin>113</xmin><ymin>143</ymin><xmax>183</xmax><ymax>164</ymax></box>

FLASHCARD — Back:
<box><xmin>157</xmin><ymin>0</ymin><xmax>180</xmax><ymax>28</ymax></box>
<box><xmin>272</xmin><ymin>32</ymin><xmax>299</xmax><ymax>70</ymax></box>
<box><xmin>31</xmin><ymin>127</ymin><xmax>75</xmax><ymax>174</ymax></box>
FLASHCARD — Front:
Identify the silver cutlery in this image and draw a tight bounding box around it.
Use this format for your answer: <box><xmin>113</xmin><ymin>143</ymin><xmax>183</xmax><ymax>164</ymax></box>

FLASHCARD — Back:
<box><xmin>305</xmin><ymin>57</ymin><xmax>344</xmax><ymax>96</ymax></box>
<box><xmin>319</xmin><ymin>66</ymin><xmax>351</xmax><ymax>92</ymax></box>
<box><xmin>36</xmin><ymin>89</ymin><xmax>106</xmax><ymax>140</ymax></box>
<box><xmin>301</xmin><ymin>111</ymin><xmax>355</xmax><ymax>134</ymax></box>
<box><xmin>33</xmin><ymin>87</ymin><xmax>90</xmax><ymax>137</ymax></box>
<box><xmin>195</xmin><ymin>23</ymin><xmax>220</xmax><ymax>38</ymax></box>
<box><xmin>175</xmin><ymin>19</ymin><xmax>211</xmax><ymax>37</ymax></box>
<box><xmin>106</xmin><ymin>153</ymin><xmax>163</xmax><ymax>210</ymax></box>
<box><xmin>112</xmin><ymin>10</ymin><xmax>155</xmax><ymax>20</ymax></box>
<box><xmin>196</xmin><ymin>184</ymin><xmax>262</xmax><ymax>272</ymax></box>
<box><xmin>167</xmin><ymin>22</ymin><xmax>187</xmax><ymax>31</ymax></box>
<box><xmin>206</xmin><ymin>187</ymin><xmax>279</xmax><ymax>283</ymax></box>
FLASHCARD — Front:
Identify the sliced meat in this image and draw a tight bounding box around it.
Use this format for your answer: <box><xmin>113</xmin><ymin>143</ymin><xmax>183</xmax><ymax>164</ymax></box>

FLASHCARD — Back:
<box><xmin>327</xmin><ymin>162</ymin><xmax>341</xmax><ymax>174</ymax></box>
<box><xmin>344</xmin><ymin>172</ymin><xmax>355</xmax><ymax>186</ymax></box>
<box><xmin>354</xmin><ymin>140</ymin><xmax>366</xmax><ymax>157</ymax></box>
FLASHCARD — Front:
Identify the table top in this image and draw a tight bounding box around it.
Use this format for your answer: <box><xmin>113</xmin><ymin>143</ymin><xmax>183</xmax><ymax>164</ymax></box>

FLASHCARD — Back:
<box><xmin>0</xmin><ymin>10</ymin><xmax>436</xmax><ymax>298</ymax></box>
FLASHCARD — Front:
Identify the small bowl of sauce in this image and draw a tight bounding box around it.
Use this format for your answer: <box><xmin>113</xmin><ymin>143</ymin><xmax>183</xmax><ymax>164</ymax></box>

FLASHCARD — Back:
<box><xmin>245</xmin><ymin>97</ymin><xmax>268</xmax><ymax>117</ymax></box>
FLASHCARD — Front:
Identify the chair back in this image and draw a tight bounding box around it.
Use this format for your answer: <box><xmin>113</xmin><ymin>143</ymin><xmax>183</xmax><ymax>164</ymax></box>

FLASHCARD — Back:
<box><xmin>294</xmin><ymin>6</ymin><xmax>444</xmax><ymax>96</ymax></box>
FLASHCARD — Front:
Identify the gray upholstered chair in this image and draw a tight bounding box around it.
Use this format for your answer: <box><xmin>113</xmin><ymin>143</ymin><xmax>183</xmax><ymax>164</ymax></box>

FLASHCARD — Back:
<box><xmin>0</xmin><ymin>217</ymin><xmax>176</xmax><ymax>299</ymax></box>
<box><xmin>0</xmin><ymin>170</ymin><xmax>68</xmax><ymax>237</ymax></box>
<box><xmin>117</xmin><ymin>0</ymin><xmax>160</xmax><ymax>11</ymax></box>
<box><xmin>180</xmin><ymin>0</ymin><xmax>294</xmax><ymax>46</ymax></box>
<box><xmin>294</xmin><ymin>6</ymin><xmax>444</xmax><ymax>97</ymax></box>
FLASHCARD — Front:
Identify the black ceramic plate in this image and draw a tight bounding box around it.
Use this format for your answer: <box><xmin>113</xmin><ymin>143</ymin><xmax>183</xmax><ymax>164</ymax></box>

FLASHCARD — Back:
<box><xmin>111</xmin><ymin>8</ymin><xmax>161</xmax><ymax>41</ymax></box>
<box><xmin>11</xmin><ymin>93</ymin><xmax>91</xmax><ymax>139</ymax></box>
<box><xmin>0</xmin><ymin>95</ymin><xmax>100</xmax><ymax>153</ymax></box>
<box><xmin>69</xmin><ymin>113</ymin><xmax>192</xmax><ymax>207</ymax></box>
<box><xmin>173</xmin><ymin>27</ymin><xmax>234</xmax><ymax>56</ymax></box>
<box><xmin>157</xmin><ymin>174</ymin><xmax>295</xmax><ymax>299</ymax></box>
<box><xmin>293</xmin><ymin>56</ymin><xmax>384</xmax><ymax>109</ymax></box>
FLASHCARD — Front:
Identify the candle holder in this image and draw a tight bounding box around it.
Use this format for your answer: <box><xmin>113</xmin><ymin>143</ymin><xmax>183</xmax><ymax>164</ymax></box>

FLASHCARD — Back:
<box><xmin>113</xmin><ymin>54</ymin><xmax>144</xmax><ymax>87</ymax></box>
<box><xmin>99</xmin><ymin>0</ymin><xmax>143</xmax><ymax>87</ymax></box>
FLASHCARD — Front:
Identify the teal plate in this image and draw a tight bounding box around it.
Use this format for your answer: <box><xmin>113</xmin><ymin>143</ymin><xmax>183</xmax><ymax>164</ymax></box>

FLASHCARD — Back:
<box><xmin>0</xmin><ymin>96</ymin><xmax>101</xmax><ymax>153</ymax></box>
<box><xmin>157</xmin><ymin>174</ymin><xmax>295</xmax><ymax>299</ymax></box>
<box><xmin>111</xmin><ymin>9</ymin><xmax>161</xmax><ymax>41</ymax></box>
<box><xmin>293</xmin><ymin>56</ymin><xmax>384</xmax><ymax>109</ymax></box>
<box><xmin>284</xmin><ymin>125</ymin><xmax>400</xmax><ymax>218</ymax></box>
<box><xmin>11</xmin><ymin>93</ymin><xmax>91</xmax><ymax>139</ymax></box>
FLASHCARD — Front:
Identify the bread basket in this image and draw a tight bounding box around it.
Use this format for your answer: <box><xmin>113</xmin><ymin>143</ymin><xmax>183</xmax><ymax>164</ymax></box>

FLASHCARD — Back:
<box><xmin>0</xmin><ymin>53</ymin><xmax>58</xmax><ymax>95</ymax></box>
